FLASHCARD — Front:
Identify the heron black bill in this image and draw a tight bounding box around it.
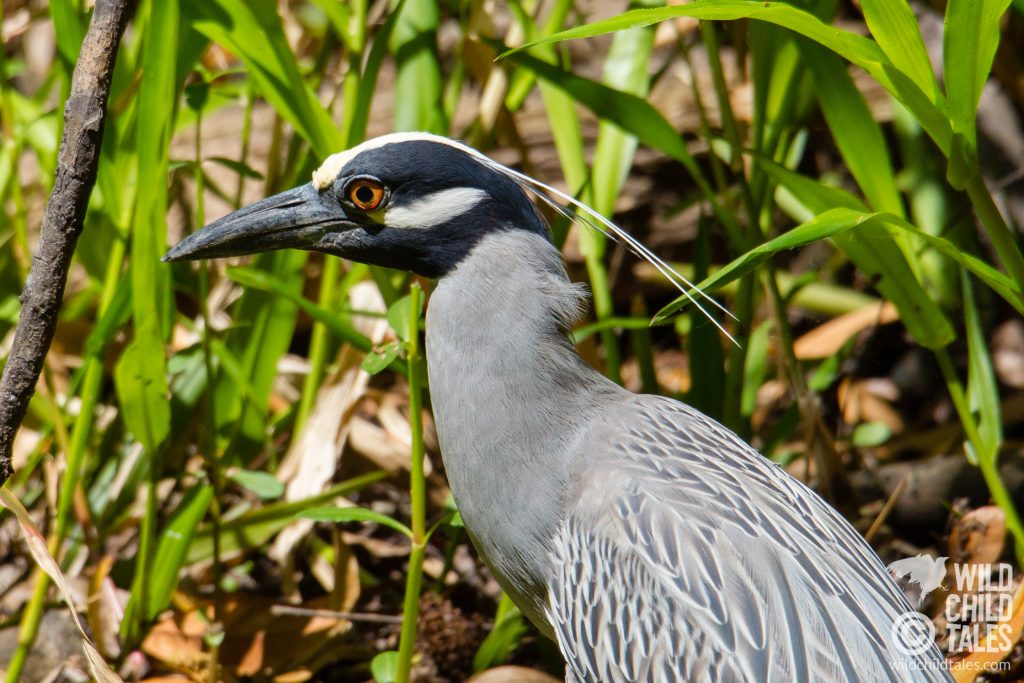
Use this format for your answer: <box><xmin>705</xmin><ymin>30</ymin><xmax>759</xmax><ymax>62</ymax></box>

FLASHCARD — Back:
<box><xmin>162</xmin><ymin>183</ymin><xmax>352</xmax><ymax>262</ymax></box>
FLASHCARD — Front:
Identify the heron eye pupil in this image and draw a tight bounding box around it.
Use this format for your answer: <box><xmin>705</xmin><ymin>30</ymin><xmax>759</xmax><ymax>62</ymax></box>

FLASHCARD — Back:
<box><xmin>355</xmin><ymin>186</ymin><xmax>374</xmax><ymax>203</ymax></box>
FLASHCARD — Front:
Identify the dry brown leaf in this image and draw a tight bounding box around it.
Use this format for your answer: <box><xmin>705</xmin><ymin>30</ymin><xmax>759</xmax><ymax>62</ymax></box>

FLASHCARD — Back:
<box><xmin>0</xmin><ymin>488</ymin><xmax>124</xmax><ymax>683</ymax></box>
<box><xmin>794</xmin><ymin>302</ymin><xmax>899</xmax><ymax>360</ymax></box>
<box><xmin>949</xmin><ymin>507</ymin><xmax>1006</xmax><ymax>566</ymax></box>
<box><xmin>11</xmin><ymin>424</ymin><xmax>42</xmax><ymax>471</ymax></box>
<box><xmin>271</xmin><ymin>282</ymin><xmax>389</xmax><ymax>565</ymax></box>
<box><xmin>837</xmin><ymin>377</ymin><xmax>904</xmax><ymax>434</ymax></box>
<box><xmin>87</xmin><ymin>555</ymin><xmax>124</xmax><ymax>660</ymax></box>
<box><xmin>141</xmin><ymin>618</ymin><xmax>207</xmax><ymax>675</ymax></box>
<box><xmin>307</xmin><ymin>536</ymin><xmax>361</xmax><ymax>608</ymax></box>
<box><xmin>273</xmin><ymin>671</ymin><xmax>314</xmax><ymax>683</ymax></box>
<box><xmin>650</xmin><ymin>349</ymin><xmax>690</xmax><ymax>395</ymax></box>
<box><xmin>144</xmin><ymin>596</ymin><xmax>356</xmax><ymax>679</ymax></box>
<box><xmin>467</xmin><ymin>665</ymin><xmax>562</xmax><ymax>683</ymax></box>
<box><xmin>653</xmin><ymin>0</ymin><xmax>699</xmax><ymax>46</ymax></box>
<box><xmin>236</xmin><ymin>629</ymin><xmax>266</xmax><ymax>677</ymax></box>
<box><xmin>993</xmin><ymin>319</ymin><xmax>1024</xmax><ymax>389</ymax></box>
<box><xmin>349</xmin><ymin>416</ymin><xmax>425</xmax><ymax>473</ymax></box>
<box><xmin>951</xmin><ymin>580</ymin><xmax>1024</xmax><ymax>683</ymax></box>
<box><xmin>342</xmin><ymin>531</ymin><xmax>410</xmax><ymax>558</ymax></box>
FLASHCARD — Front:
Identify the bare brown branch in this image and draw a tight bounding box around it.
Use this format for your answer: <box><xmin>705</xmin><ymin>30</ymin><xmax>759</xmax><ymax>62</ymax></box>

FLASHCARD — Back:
<box><xmin>0</xmin><ymin>0</ymin><xmax>137</xmax><ymax>486</ymax></box>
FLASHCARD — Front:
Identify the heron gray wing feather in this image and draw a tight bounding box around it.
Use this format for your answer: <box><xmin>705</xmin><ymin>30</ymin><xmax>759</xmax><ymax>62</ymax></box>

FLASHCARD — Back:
<box><xmin>546</xmin><ymin>394</ymin><xmax>952</xmax><ymax>682</ymax></box>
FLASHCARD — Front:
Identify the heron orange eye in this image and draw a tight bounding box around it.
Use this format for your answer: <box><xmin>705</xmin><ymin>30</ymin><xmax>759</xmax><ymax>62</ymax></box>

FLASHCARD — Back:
<box><xmin>346</xmin><ymin>178</ymin><xmax>386</xmax><ymax>211</ymax></box>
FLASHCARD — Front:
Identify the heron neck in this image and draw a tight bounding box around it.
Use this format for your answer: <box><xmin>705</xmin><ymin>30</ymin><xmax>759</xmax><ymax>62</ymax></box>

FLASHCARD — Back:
<box><xmin>424</xmin><ymin>229</ymin><xmax>616</xmax><ymax>623</ymax></box>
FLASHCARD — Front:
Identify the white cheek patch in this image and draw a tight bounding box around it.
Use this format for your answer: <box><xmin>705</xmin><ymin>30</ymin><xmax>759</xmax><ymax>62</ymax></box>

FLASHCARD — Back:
<box><xmin>385</xmin><ymin>187</ymin><xmax>489</xmax><ymax>229</ymax></box>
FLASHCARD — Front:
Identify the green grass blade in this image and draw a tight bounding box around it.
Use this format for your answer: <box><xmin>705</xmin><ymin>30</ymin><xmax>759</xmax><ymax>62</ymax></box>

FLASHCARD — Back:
<box><xmin>120</xmin><ymin>0</ymin><xmax>179</xmax><ymax>454</ymax></box>
<box><xmin>348</xmin><ymin>3</ymin><xmax>404</xmax><ymax>144</ymax></box>
<box><xmin>508</xmin><ymin>1</ymin><xmax>953</xmax><ymax>154</ymax></box>
<box><xmin>473</xmin><ymin>595</ymin><xmax>526</xmax><ymax>672</ymax></box>
<box><xmin>502</xmin><ymin>50</ymin><xmax>693</xmax><ymax>173</ymax></box>
<box><xmin>389</xmin><ymin>0</ymin><xmax>445</xmax><ymax>133</ymax></box>
<box><xmin>308</xmin><ymin>0</ymin><xmax>352</xmax><ymax>47</ymax></box>
<box><xmin>757</xmin><ymin>156</ymin><xmax>869</xmax><ymax>214</ymax></box>
<box><xmin>859</xmin><ymin>0</ymin><xmax>939</xmax><ymax>103</ymax></box>
<box><xmin>183</xmin><ymin>0</ymin><xmax>344</xmax><ymax>156</ymax></box>
<box><xmin>803</xmin><ymin>45</ymin><xmax>903</xmax><ymax>217</ymax></box>
<box><xmin>228</xmin><ymin>470</ymin><xmax>285</xmax><ymax>500</ymax></box>
<box><xmin>186</xmin><ymin>471</ymin><xmax>388</xmax><ymax>563</ymax></box>
<box><xmin>114</xmin><ymin>335</ymin><xmax>171</xmax><ymax>452</ymax></box>
<box><xmin>215</xmin><ymin>253</ymin><xmax>304</xmax><ymax>456</ymax></box>
<box><xmin>963</xmin><ymin>274</ymin><xmax>1002</xmax><ymax>459</ymax></box>
<box><xmin>581</xmin><ymin>1</ymin><xmax>658</xmax><ymax>384</ymax></box>
<box><xmin>590</xmin><ymin>1</ymin><xmax>658</xmax><ymax>217</ymax></box>
<box><xmin>510</xmin><ymin>2</ymin><xmax>884</xmax><ymax>66</ymax></box>
<box><xmin>506</xmin><ymin>0</ymin><xmax>587</xmax><ymax>246</ymax></box>
<box><xmin>943</xmin><ymin>0</ymin><xmax>1011</xmax><ymax>187</ymax></box>
<box><xmin>49</xmin><ymin>0</ymin><xmax>87</xmax><ymax>72</ymax></box>
<box><xmin>687</xmin><ymin>221</ymin><xmax>725</xmax><ymax>418</ymax></box>
<box><xmin>143</xmin><ymin>485</ymin><xmax>214</xmax><ymax>619</ymax></box>
<box><xmin>830</xmin><ymin>223</ymin><xmax>952</xmax><ymax>348</ymax></box>
<box><xmin>802</xmin><ymin>44</ymin><xmax>923</xmax><ymax>282</ymax></box>
<box><xmin>301</xmin><ymin>506</ymin><xmax>413</xmax><ymax>538</ymax></box>
<box><xmin>501</xmin><ymin>49</ymin><xmax>738</xmax><ymax>239</ymax></box>
<box><xmin>762</xmin><ymin>166</ymin><xmax>1024</xmax><ymax>312</ymax></box>
<box><xmin>656</xmin><ymin>208</ymin><xmax>962</xmax><ymax>348</ymax></box>
<box><xmin>225</xmin><ymin>265</ymin><xmax>406</xmax><ymax>375</ymax></box>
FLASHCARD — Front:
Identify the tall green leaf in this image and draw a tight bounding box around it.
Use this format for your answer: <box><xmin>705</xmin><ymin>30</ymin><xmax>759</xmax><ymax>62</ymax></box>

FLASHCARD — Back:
<box><xmin>803</xmin><ymin>45</ymin><xmax>903</xmax><ymax>217</ymax></box>
<box><xmin>591</xmin><ymin>1</ymin><xmax>658</xmax><ymax>216</ymax></box>
<box><xmin>213</xmin><ymin>252</ymin><xmax>303</xmax><ymax>461</ymax></box>
<box><xmin>114</xmin><ymin>333</ymin><xmax>170</xmax><ymax>452</ymax></box>
<box><xmin>118</xmin><ymin>0</ymin><xmax>179</xmax><ymax>453</ymax></box>
<box><xmin>943</xmin><ymin>0</ymin><xmax>1011</xmax><ymax>187</ymax></box>
<box><xmin>389</xmin><ymin>0</ymin><xmax>445</xmax><ymax>133</ymax></box>
<box><xmin>182</xmin><ymin>0</ymin><xmax>344</xmax><ymax>156</ymax></box>
<box><xmin>859</xmin><ymin>0</ymin><xmax>938</xmax><ymax>104</ymax></box>
<box><xmin>501</xmin><ymin>50</ymin><xmax>737</xmax><ymax>237</ymax></box>
<box><xmin>511</xmin><ymin>1</ymin><xmax>953</xmax><ymax>153</ymax></box>
<box><xmin>144</xmin><ymin>485</ymin><xmax>214</xmax><ymax>619</ymax></box>
<box><xmin>654</xmin><ymin>207</ymin><xmax>1024</xmax><ymax>349</ymax></box>
<box><xmin>963</xmin><ymin>274</ymin><xmax>1002</xmax><ymax>460</ymax></box>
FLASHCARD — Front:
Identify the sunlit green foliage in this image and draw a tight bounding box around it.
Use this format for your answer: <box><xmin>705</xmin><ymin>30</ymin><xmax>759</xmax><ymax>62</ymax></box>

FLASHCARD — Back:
<box><xmin>0</xmin><ymin>0</ymin><xmax>1022</xmax><ymax>680</ymax></box>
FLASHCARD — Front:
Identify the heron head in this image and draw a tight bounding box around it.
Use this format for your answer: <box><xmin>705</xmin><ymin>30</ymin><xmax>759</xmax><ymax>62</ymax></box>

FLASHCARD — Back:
<box><xmin>162</xmin><ymin>133</ymin><xmax>548</xmax><ymax>277</ymax></box>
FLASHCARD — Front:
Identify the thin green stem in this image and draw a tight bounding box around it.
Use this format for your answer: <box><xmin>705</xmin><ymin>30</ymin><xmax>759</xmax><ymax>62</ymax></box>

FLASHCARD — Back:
<box><xmin>935</xmin><ymin>348</ymin><xmax>1024</xmax><ymax>563</ymax></box>
<box><xmin>722</xmin><ymin>274</ymin><xmax>754</xmax><ymax>437</ymax></box>
<box><xmin>581</xmin><ymin>241</ymin><xmax>622</xmax><ymax>384</ymax></box>
<box><xmin>124</xmin><ymin>448</ymin><xmax>161</xmax><ymax>645</ymax></box>
<box><xmin>629</xmin><ymin>297</ymin><xmax>658</xmax><ymax>394</ymax></box>
<box><xmin>965</xmin><ymin>175</ymin><xmax>1024</xmax><ymax>286</ymax></box>
<box><xmin>395</xmin><ymin>284</ymin><xmax>426</xmax><ymax>683</ymax></box>
<box><xmin>0</xmin><ymin>3</ymin><xmax>30</xmax><ymax>276</ymax></box>
<box><xmin>7</xmin><ymin>570</ymin><xmax>42</xmax><ymax>682</ymax></box>
<box><xmin>700</xmin><ymin>22</ymin><xmax>742</xmax><ymax>172</ymax></box>
<box><xmin>234</xmin><ymin>82</ymin><xmax>255</xmax><ymax>208</ymax></box>
<box><xmin>194</xmin><ymin>109</ymin><xmax>224</xmax><ymax>682</ymax></box>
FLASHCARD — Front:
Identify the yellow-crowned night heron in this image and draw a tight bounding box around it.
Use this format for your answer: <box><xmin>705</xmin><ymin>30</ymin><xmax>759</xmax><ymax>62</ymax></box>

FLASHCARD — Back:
<box><xmin>164</xmin><ymin>133</ymin><xmax>952</xmax><ymax>682</ymax></box>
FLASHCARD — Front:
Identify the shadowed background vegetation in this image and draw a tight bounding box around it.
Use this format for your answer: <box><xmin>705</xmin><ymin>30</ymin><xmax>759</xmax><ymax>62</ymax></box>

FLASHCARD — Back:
<box><xmin>1</xmin><ymin>0</ymin><xmax>1023</xmax><ymax>681</ymax></box>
